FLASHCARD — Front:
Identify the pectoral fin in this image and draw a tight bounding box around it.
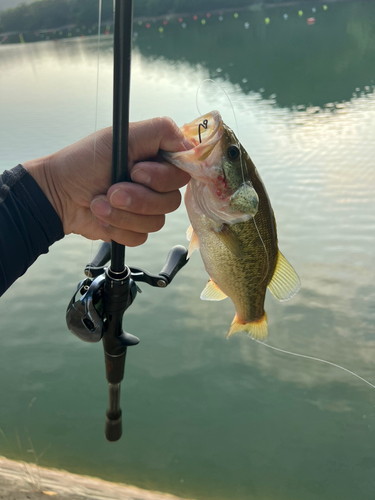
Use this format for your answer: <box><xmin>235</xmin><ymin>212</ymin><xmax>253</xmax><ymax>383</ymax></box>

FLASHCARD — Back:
<box><xmin>186</xmin><ymin>224</ymin><xmax>193</xmax><ymax>241</ymax></box>
<box><xmin>187</xmin><ymin>228</ymin><xmax>200</xmax><ymax>258</ymax></box>
<box><xmin>214</xmin><ymin>224</ymin><xmax>245</xmax><ymax>259</ymax></box>
<box><xmin>200</xmin><ymin>279</ymin><xmax>228</xmax><ymax>301</ymax></box>
<box><xmin>268</xmin><ymin>251</ymin><xmax>301</xmax><ymax>302</ymax></box>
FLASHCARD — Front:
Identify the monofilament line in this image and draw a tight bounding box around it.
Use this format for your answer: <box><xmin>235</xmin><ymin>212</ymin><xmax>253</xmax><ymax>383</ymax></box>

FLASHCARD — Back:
<box><xmin>196</xmin><ymin>79</ymin><xmax>239</xmax><ymax>136</ymax></box>
<box><xmin>254</xmin><ymin>339</ymin><xmax>375</xmax><ymax>389</ymax></box>
<box><xmin>89</xmin><ymin>0</ymin><xmax>103</xmax><ymax>262</ymax></box>
<box><xmin>252</xmin><ymin>217</ymin><xmax>269</xmax><ymax>286</ymax></box>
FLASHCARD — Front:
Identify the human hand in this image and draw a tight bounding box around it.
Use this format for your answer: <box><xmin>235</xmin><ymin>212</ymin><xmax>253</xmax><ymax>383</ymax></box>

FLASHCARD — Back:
<box><xmin>23</xmin><ymin>118</ymin><xmax>191</xmax><ymax>246</ymax></box>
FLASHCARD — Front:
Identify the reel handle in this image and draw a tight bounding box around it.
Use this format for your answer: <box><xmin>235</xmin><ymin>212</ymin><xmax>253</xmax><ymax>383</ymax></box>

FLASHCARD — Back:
<box><xmin>159</xmin><ymin>245</ymin><xmax>189</xmax><ymax>284</ymax></box>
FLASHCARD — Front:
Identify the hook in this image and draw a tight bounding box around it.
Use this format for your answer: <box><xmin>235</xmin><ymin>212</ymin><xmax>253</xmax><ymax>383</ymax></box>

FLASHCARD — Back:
<box><xmin>198</xmin><ymin>119</ymin><xmax>208</xmax><ymax>144</ymax></box>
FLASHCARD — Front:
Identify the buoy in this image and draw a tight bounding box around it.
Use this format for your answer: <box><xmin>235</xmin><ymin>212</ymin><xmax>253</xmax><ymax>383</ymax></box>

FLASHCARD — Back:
<box><xmin>244</xmin><ymin>22</ymin><xmax>250</xmax><ymax>29</ymax></box>
<box><xmin>265</xmin><ymin>17</ymin><xmax>270</xmax><ymax>24</ymax></box>
<box><xmin>307</xmin><ymin>17</ymin><xmax>315</xmax><ymax>25</ymax></box>
<box><xmin>283</xmin><ymin>14</ymin><xmax>288</xmax><ymax>19</ymax></box>
<box><xmin>323</xmin><ymin>4</ymin><xmax>328</xmax><ymax>9</ymax></box>
<box><xmin>218</xmin><ymin>15</ymin><xmax>224</xmax><ymax>21</ymax></box>
<box><xmin>146</xmin><ymin>23</ymin><xmax>150</xmax><ymax>28</ymax></box>
<box><xmin>163</xmin><ymin>20</ymin><xmax>168</xmax><ymax>25</ymax></box>
<box><xmin>201</xmin><ymin>19</ymin><xmax>206</xmax><ymax>25</ymax></box>
<box><xmin>193</xmin><ymin>15</ymin><xmax>198</xmax><ymax>21</ymax></box>
<box><xmin>178</xmin><ymin>18</ymin><xmax>183</xmax><ymax>23</ymax></box>
<box><xmin>182</xmin><ymin>23</ymin><xmax>186</xmax><ymax>28</ymax></box>
<box><xmin>206</xmin><ymin>13</ymin><xmax>211</xmax><ymax>18</ymax></box>
<box><xmin>234</xmin><ymin>13</ymin><xmax>239</xmax><ymax>19</ymax></box>
<box><xmin>158</xmin><ymin>27</ymin><xmax>163</xmax><ymax>33</ymax></box>
<box><xmin>298</xmin><ymin>10</ymin><xmax>303</xmax><ymax>16</ymax></box>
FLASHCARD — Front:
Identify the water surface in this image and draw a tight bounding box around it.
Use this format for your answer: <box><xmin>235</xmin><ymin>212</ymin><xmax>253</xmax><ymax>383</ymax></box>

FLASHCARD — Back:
<box><xmin>0</xmin><ymin>3</ymin><xmax>375</xmax><ymax>500</ymax></box>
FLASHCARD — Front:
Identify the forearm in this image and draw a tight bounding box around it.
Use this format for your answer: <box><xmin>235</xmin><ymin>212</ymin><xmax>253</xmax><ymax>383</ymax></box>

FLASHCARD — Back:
<box><xmin>0</xmin><ymin>165</ymin><xmax>64</xmax><ymax>296</ymax></box>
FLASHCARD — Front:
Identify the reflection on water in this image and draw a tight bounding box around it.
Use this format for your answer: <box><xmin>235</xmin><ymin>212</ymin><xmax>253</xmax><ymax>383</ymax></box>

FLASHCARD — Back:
<box><xmin>134</xmin><ymin>1</ymin><xmax>375</xmax><ymax>109</ymax></box>
<box><xmin>0</xmin><ymin>2</ymin><xmax>375</xmax><ymax>500</ymax></box>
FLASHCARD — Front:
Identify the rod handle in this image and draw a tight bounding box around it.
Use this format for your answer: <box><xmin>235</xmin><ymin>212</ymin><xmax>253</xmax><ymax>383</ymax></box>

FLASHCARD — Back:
<box><xmin>105</xmin><ymin>411</ymin><xmax>122</xmax><ymax>442</ymax></box>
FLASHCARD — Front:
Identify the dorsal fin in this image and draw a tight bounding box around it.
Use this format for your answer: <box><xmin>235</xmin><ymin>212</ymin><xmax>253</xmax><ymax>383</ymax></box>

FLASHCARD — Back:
<box><xmin>268</xmin><ymin>251</ymin><xmax>300</xmax><ymax>302</ymax></box>
<box><xmin>200</xmin><ymin>279</ymin><xmax>228</xmax><ymax>301</ymax></box>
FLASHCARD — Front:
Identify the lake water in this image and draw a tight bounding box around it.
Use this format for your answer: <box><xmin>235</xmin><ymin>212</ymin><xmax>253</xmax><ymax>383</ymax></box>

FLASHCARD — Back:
<box><xmin>0</xmin><ymin>2</ymin><xmax>375</xmax><ymax>499</ymax></box>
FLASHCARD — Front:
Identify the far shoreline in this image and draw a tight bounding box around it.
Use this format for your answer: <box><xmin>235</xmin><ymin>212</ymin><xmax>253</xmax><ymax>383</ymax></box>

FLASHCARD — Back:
<box><xmin>0</xmin><ymin>0</ymin><xmax>371</xmax><ymax>40</ymax></box>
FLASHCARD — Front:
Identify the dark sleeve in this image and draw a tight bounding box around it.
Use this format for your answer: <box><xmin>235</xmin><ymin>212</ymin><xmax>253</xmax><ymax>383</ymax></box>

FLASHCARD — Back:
<box><xmin>0</xmin><ymin>164</ymin><xmax>64</xmax><ymax>296</ymax></box>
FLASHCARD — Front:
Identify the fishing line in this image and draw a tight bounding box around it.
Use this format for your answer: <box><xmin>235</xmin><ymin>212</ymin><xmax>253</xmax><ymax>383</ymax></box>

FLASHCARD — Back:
<box><xmin>88</xmin><ymin>0</ymin><xmax>103</xmax><ymax>265</ymax></box>
<box><xmin>252</xmin><ymin>217</ymin><xmax>269</xmax><ymax>286</ymax></box>
<box><xmin>196</xmin><ymin>79</ymin><xmax>239</xmax><ymax>134</ymax></box>
<box><xmin>254</xmin><ymin>339</ymin><xmax>375</xmax><ymax>390</ymax></box>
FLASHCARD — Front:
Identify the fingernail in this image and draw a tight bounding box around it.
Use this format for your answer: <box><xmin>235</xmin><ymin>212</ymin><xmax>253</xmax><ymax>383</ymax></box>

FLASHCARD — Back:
<box><xmin>131</xmin><ymin>169</ymin><xmax>151</xmax><ymax>186</ymax></box>
<box><xmin>110</xmin><ymin>189</ymin><xmax>131</xmax><ymax>207</ymax></box>
<box><xmin>91</xmin><ymin>198</ymin><xmax>112</xmax><ymax>217</ymax></box>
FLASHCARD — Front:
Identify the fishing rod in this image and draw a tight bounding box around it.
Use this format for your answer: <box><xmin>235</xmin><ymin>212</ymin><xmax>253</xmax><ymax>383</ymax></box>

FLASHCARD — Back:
<box><xmin>66</xmin><ymin>0</ymin><xmax>188</xmax><ymax>442</ymax></box>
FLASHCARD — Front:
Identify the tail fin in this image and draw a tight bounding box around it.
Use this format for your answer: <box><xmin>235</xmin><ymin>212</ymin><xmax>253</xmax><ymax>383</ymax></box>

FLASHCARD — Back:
<box><xmin>227</xmin><ymin>313</ymin><xmax>268</xmax><ymax>340</ymax></box>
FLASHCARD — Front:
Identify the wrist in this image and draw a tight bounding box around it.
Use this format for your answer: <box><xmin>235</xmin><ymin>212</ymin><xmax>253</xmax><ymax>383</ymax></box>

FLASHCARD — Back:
<box><xmin>23</xmin><ymin>154</ymin><xmax>64</xmax><ymax>225</ymax></box>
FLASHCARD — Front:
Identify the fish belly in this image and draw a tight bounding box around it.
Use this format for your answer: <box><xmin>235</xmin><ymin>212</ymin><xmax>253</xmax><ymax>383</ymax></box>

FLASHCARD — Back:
<box><xmin>185</xmin><ymin>184</ymin><xmax>272</xmax><ymax>324</ymax></box>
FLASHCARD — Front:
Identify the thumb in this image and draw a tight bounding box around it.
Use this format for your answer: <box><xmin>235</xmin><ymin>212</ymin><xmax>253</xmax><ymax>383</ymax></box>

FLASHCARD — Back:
<box><xmin>128</xmin><ymin>117</ymin><xmax>192</xmax><ymax>162</ymax></box>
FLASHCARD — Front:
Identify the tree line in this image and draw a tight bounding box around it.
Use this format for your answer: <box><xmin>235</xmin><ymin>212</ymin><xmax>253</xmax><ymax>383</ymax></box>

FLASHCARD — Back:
<box><xmin>0</xmin><ymin>0</ymin><xmax>287</xmax><ymax>33</ymax></box>
<box><xmin>0</xmin><ymin>0</ymin><xmax>268</xmax><ymax>33</ymax></box>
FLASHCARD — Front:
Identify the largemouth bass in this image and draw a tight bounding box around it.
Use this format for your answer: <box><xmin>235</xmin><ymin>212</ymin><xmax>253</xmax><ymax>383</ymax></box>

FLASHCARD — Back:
<box><xmin>162</xmin><ymin>111</ymin><xmax>300</xmax><ymax>340</ymax></box>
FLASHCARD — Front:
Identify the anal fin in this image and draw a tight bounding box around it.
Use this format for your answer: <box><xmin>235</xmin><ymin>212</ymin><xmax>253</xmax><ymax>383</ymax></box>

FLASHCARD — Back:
<box><xmin>267</xmin><ymin>251</ymin><xmax>301</xmax><ymax>302</ymax></box>
<box><xmin>200</xmin><ymin>279</ymin><xmax>228</xmax><ymax>301</ymax></box>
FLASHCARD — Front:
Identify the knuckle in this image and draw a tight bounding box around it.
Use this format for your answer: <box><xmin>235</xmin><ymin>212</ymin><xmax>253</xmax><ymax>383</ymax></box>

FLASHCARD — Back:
<box><xmin>159</xmin><ymin>116</ymin><xmax>183</xmax><ymax>140</ymax></box>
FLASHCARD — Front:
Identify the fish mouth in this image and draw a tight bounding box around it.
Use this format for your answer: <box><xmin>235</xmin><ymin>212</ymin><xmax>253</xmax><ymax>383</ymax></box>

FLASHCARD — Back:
<box><xmin>161</xmin><ymin>110</ymin><xmax>224</xmax><ymax>175</ymax></box>
<box><xmin>180</xmin><ymin>110</ymin><xmax>222</xmax><ymax>150</ymax></box>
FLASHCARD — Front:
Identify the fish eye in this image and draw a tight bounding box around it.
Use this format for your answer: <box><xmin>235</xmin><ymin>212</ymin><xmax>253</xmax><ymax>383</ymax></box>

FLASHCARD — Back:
<box><xmin>227</xmin><ymin>144</ymin><xmax>240</xmax><ymax>161</ymax></box>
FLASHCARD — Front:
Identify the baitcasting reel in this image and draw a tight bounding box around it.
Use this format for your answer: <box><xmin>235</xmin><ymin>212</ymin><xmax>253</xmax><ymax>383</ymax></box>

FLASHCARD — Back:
<box><xmin>66</xmin><ymin>241</ymin><xmax>189</xmax><ymax>441</ymax></box>
<box><xmin>67</xmin><ymin>242</ymin><xmax>188</xmax><ymax>343</ymax></box>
